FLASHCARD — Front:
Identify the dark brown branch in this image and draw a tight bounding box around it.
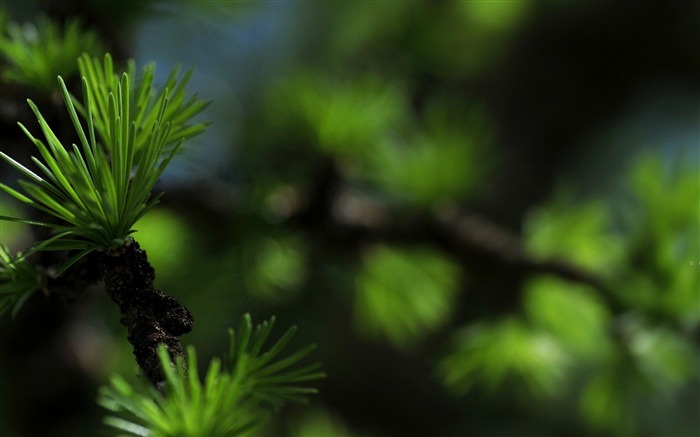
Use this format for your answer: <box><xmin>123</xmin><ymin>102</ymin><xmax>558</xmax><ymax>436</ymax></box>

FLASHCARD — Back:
<box><xmin>432</xmin><ymin>211</ymin><xmax>613</xmax><ymax>293</ymax></box>
<box><xmin>32</xmin><ymin>239</ymin><xmax>193</xmax><ymax>386</ymax></box>
<box><xmin>293</xmin><ymin>183</ymin><xmax>622</xmax><ymax>312</ymax></box>
<box><xmin>163</xmin><ymin>161</ymin><xmax>617</xmax><ymax>306</ymax></box>
<box><xmin>97</xmin><ymin>238</ymin><xmax>193</xmax><ymax>384</ymax></box>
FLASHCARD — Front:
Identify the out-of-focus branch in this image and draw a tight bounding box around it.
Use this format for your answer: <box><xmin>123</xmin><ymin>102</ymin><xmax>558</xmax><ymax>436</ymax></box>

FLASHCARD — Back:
<box><xmin>161</xmin><ymin>158</ymin><xmax>621</xmax><ymax>313</ymax></box>
<box><xmin>284</xmin><ymin>160</ymin><xmax>621</xmax><ymax>311</ymax></box>
<box><xmin>327</xmin><ymin>194</ymin><xmax>615</xmax><ymax>292</ymax></box>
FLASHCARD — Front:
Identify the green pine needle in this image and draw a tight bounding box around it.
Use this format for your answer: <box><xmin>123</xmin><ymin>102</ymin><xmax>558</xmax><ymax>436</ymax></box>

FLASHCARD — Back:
<box><xmin>0</xmin><ymin>53</ymin><xmax>209</xmax><ymax>262</ymax></box>
<box><xmin>99</xmin><ymin>314</ymin><xmax>324</xmax><ymax>437</ymax></box>
<box><xmin>0</xmin><ymin>15</ymin><xmax>104</xmax><ymax>93</ymax></box>
<box><xmin>0</xmin><ymin>244</ymin><xmax>42</xmax><ymax>317</ymax></box>
<box><xmin>76</xmin><ymin>53</ymin><xmax>210</xmax><ymax>159</ymax></box>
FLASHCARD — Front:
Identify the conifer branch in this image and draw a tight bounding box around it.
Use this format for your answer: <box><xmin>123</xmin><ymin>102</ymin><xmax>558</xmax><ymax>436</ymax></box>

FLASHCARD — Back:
<box><xmin>98</xmin><ymin>238</ymin><xmax>193</xmax><ymax>385</ymax></box>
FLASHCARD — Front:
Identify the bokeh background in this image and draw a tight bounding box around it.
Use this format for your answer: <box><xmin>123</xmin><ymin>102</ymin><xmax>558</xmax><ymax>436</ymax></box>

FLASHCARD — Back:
<box><xmin>0</xmin><ymin>1</ymin><xmax>698</xmax><ymax>436</ymax></box>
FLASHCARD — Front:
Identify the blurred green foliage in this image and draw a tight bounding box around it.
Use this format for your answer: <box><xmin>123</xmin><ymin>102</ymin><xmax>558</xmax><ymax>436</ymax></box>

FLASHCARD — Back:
<box><xmin>243</xmin><ymin>235</ymin><xmax>306</xmax><ymax>304</ymax></box>
<box><xmin>256</xmin><ymin>69</ymin><xmax>491</xmax><ymax>209</ymax></box>
<box><xmin>354</xmin><ymin>246</ymin><xmax>459</xmax><ymax>349</ymax></box>
<box><xmin>1</xmin><ymin>15</ymin><xmax>104</xmax><ymax>93</ymax></box>
<box><xmin>0</xmin><ymin>199</ymin><xmax>29</xmax><ymax>250</ymax></box>
<box><xmin>0</xmin><ymin>243</ymin><xmax>40</xmax><ymax>317</ymax></box>
<box><xmin>287</xmin><ymin>409</ymin><xmax>365</xmax><ymax>437</ymax></box>
<box><xmin>266</xmin><ymin>72</ymin><xmax>407</xmax><ymax>157</ymax></box>
<box><xmin>437</xmin><ymin>317</ymin><xmax>569</xmax><ymax>399</ymax></box>
<box><xmin>133</xmin><ymin>209</ymin><xmax>189</xmax><ymax>274</ymax></box>
<box><xmin>524</xmin><ymin>198</ymin><xmax>624</xmax><ymax>276</ymax></box>
<box><xmin>629</xmin><ymin>155</ymin><xmax>698</xmax><ymax>245</ymax></box>
<box><xmin>617</xmin><ymin>157</ymin><xmax>699</xmax><ymax>326</ymax></box>
<box><xmin>0</xmin><ymin>2</ymin><xmax>698</xmax><ymax>437</ymax></box>
<box><xmin>364</xmin><ymin>104</ymin><xmax>489</xmax><ymax>207</ymax></box>
<box><xmin>578</xmin><ymin>316</ymin><xmax>697</xmax><ymax>435</ymax></box>
<box><xmin>524</xmin><ymin>277</ymin><xmax>610</xmax><ymax>358</ymax></box>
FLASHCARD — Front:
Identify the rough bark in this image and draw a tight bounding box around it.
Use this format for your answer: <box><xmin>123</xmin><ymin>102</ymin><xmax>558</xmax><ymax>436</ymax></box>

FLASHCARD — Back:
<box><xmin>97</xmin><ymin>238</ymin><xmax>193</xmax><ymax>384</ymax></box>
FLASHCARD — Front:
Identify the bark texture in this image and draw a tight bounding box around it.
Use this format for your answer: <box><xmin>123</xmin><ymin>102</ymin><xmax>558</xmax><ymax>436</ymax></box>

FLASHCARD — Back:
<box><xmin>97</xmin><ymin>239</ymin><xmax>193</xmax><ymax>384</ymax></box>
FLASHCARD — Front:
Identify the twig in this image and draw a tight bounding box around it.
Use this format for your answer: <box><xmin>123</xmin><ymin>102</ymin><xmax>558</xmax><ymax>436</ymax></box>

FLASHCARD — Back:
<box><xmin>97</xmin><ymin>238</ymin><xmax>193</xmax><ymax>384</ymax></box>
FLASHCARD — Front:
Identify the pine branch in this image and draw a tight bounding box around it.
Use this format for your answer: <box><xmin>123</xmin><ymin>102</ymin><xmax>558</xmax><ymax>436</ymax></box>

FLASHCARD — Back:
<box><xmin>163</xmin><ymin>159</ymin><xmax>619</xmax><ymax>311</ymax></box>
<box><xmin>42</xmin><ymin>250</ymin><xmax>102</xmax><ymax>302</ymax></box>
<box><xmin>98</xmin><ymin>238</ymin><xmax>193</xmax><ymax>385</ymax></box>
<box><xmin>239</xmin><ymin>155</ymin><xmax>610</xmax><ymax>297</ymax></box>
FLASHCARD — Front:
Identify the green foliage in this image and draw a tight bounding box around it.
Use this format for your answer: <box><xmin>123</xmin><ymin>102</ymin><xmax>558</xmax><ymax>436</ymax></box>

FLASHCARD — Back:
<box><xmin>435</xmin><ymin>154</ymin><xmax>699</xmax><ymax>433</ymax></box>
<box><xmin>132</xmin><ymin>209</ymin><xmax>189</xmax><ymax>274</ymax></box>
<box><xmin>579</xmin><ymin>316</ymin><xmax>697</xmax><ymax>436</ymax></box>
<box><xmin>354</xmin><ymin>246</ymin><xmax>460</xmax><ymax>349</ymax></box>
<box><xmin>614</xmin><ymin>156</ymin><xmax>699</xmax><ymax>325</ymax></box>
<box><xmin>625</xmin><ymin>324</ymin><xmax>697</xmax><ymax>395</ymax></box>
<box><xmin>100</xmin><ymin>314</ymin><xmax>324</xmax><ymax>437</ymax></box>
<box><xmin>0</xmin><ymin>4</ymin><xmax>696</xmax><ymax>436</ymax></box>
<box><xmin>620</xmin><ymin>266</ymin><xmax>699</xmax><ymax>329</ymax></box>
<box><xmin>0</xmin><ymin>199</ymin><xmax>30</xmax><ymax>248</ymax></box>
<box><xmin>628</xmin><ymin>154</ymin><xmax>698</xmax><ymax>244</ymax></box>
<box><xmin>363</xmin><ymin>108</ymin><xmax>488</xmax><ymax>206</ymax></box>
<box><xmin>463</xmin><ymin>0</ymin><xmax>530</xmax><ymax>32</ymax></box>
<box><xmin>437</xmin><ymin>317</ymin><xmax>569</xmax><ymax>399</ymax></box>
<box><xmin>0</xmin><ymin>53</ymin><xmax>208</xmax><ymax>273</ymax></box>
<box><xmin>524</xmin><ymin>276</ymin><xmax>611</xmax><ymax>358</ymax></box>
<box><xmin>0</xmin><ymin>244</ymin><xmax>41</xmax><ymax>317</ymax></box>
<box><xmin>265</xmin><ymin>72</ymin><xmax>407</xmax><ymax>155</ymax></box>
<box><xmin>259</xmin><ymin>70</ymin><xmax>489</xmax><ymax>208</ymax></box>
<box><xmin>244</xmin><ymin>236</ymin><xmax>306</xmax><ymax>303</ymax></box>
<box><xmin>524</xmin><ymin>197</ymin><xmax>624</xmax><ymax>276</ymax></box>
<box><xmin>76</xmin><ymin>53</ymin><xmax>210</xmax><ymax>159</ymax></box>
<box><xmin>578</xmin><ymin>352</ymin><xmax>638</xmax><ymax>435</ymax></box>
<box><xmin>325</xmin><ymin>2</ymin><xmax>415</xmax><ymax>65</ymax></box>
<box><xmin>0</xmin><ymin>15</ymin><xmax>104</xmax><ymax>93</ymax></box>
<box><xmin>288</xmin><ymin>409</ymin><xmax>364</xmax><ymax>437</ymax></box>
<box><xmin>409</xmin><ymin>2</ymin><xmax>528</xmax><ymax>78</ymax></box>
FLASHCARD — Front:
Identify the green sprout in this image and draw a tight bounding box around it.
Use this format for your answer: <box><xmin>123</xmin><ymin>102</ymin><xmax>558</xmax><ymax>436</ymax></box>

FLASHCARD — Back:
<box><xmin>1</xmin><ymin>15</ymin><xmax>104</xmax><ymax>93</ymax></box>
<box><xmin>354</xmin><ymin>246</ymin><xmax>459</xmax><ymax>349</ymax></box>
<box><xmin>437</xmin><ymin>317</ymin><xmax>569</xmax><ymax>399</ymax></box>
<box><xmin>0</xmin><ymin>244</ymin><xmax>41</xmax><ymax>317</ymax></box>
<box><xmin>99</xmin><ymin>314</ymin><xmax>325</xmax><ymax>437</ymax></box>
<box><xmin>76</xmin><ymin>53</ymin><xmax>210</xmax><ymax>158</ymax></box>
<box><xmin>0</xmin><ymin>54</ymin><xmax>208</xmax><ymax>275</ymax></box>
